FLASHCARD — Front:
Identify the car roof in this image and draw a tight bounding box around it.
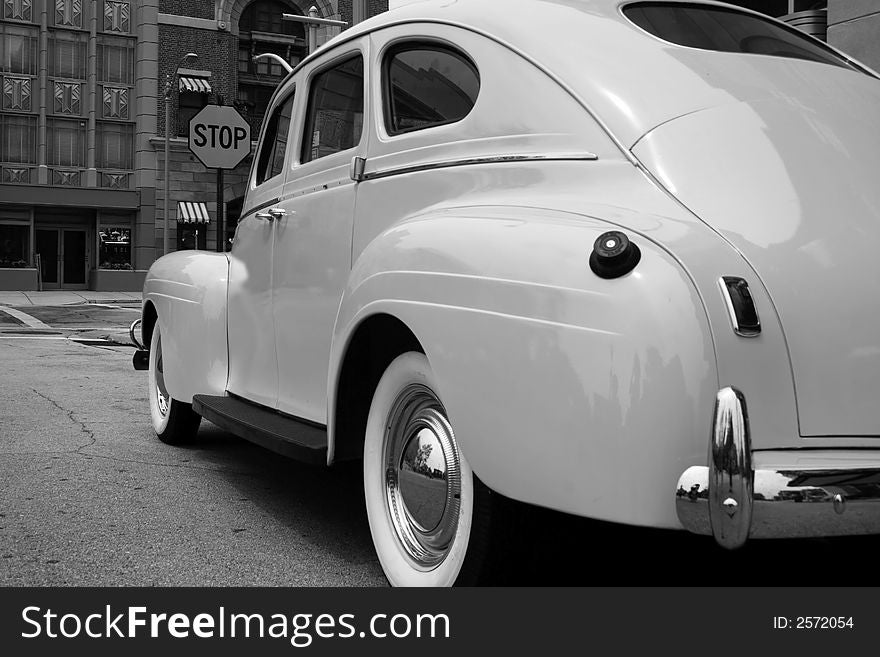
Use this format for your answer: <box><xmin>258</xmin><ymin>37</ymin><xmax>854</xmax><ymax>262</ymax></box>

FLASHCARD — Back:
<box><xmin>290</xmin><ymin>0</ymin><xmax>862</xmax><ymax>149</ymax></box>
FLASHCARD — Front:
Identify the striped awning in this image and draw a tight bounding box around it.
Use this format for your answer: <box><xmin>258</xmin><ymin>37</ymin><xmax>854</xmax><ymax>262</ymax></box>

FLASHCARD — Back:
<box><xmin>177</xmin><ymin>202</ymin><xmax>211</xmax><ymax>224</ymax></box>
<box><xmin>178</xmin><ymin>76</ymin><xmax>212</xmax><ymax>93</ymax></box>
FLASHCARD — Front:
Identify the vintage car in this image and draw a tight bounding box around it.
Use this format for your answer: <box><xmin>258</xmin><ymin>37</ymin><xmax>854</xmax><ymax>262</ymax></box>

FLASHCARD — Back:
<box><xmin>134</xmin><ymin>0</ymin><xmax>880</xmax><ymax>585</ymax></box>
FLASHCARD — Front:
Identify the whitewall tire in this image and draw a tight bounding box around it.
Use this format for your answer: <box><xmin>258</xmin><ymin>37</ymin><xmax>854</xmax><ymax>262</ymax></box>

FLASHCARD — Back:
<box><xmin>148</xmin><ymin>322</ymin><xmax>200</xmax><ymax>445</ymax></box>
<box><xmin>364</xmin><ymin>352</ymin><xmax>506</xmax><ymax>586</ymax></box>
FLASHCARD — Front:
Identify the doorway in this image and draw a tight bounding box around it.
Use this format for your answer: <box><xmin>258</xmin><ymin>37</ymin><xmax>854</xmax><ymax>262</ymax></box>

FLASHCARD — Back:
<box><xmin>177</xmin><ymin>224</ymin><xmax>207</xmax><ymax>251</ymax></box>
<box><xmin>35</xmin><ymin>228</ymin><xmax>88</xmax><ymax>289</ymax></box>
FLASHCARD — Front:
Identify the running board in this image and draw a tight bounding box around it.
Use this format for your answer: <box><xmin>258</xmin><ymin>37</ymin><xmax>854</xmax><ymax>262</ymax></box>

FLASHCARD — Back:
<box><xmin>192</xmin><ymin>394</ymin><xmax>327</xmax><ymax>465</ymax></box>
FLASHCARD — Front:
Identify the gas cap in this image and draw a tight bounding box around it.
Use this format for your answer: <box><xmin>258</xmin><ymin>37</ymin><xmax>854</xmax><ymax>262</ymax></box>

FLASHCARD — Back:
<box><xmin>590</xmin><ymin>231</ymin><xmax>641</xmax><ymax>279</ymax></box>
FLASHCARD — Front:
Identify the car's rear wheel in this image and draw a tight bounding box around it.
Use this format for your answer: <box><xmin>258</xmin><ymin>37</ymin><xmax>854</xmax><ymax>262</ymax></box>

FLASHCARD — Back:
<box><xmin>364</xmin><ymin>352</ymin><xmax>509</xmax><ymax>586</ymax></box>
<box><xmin>148</xmin><ymin>322</ymin><xmax>200</xmax><ymax>445</ymax></box>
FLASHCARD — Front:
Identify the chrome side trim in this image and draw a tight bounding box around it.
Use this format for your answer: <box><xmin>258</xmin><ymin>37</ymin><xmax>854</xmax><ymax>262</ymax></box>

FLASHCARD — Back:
<box><xmin>361</xmin><ymin>152</ymin><xmax>598</xmax><ymax>182</ymax></box>
<box><xmin>708</xmin><ymin>387</ymin><xmax>753</xmax><ymax>549</ymax></box>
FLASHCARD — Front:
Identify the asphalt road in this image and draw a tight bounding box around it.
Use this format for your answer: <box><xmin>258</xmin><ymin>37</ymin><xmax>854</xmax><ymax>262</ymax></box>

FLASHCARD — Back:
<box><xmin>0</xmin><ymin>303</ymin><xmax>385</xmax><ymax>586</ymax></box>
<box><xmin>3</xmin><ymin>303</ymin><xmax>880</xmax><ymax>586</ymax></box>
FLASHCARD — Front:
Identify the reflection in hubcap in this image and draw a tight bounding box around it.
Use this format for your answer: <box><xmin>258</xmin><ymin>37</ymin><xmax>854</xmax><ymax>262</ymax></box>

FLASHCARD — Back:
<box><xmin>384</xmin><ymin>384</ymin><xmax>461</xmax><ymax>570</ymax></box>
<box><xmin>400</xmin><ymin>427</ymin><xmax>449</xmax><ymax>532</ymax></box>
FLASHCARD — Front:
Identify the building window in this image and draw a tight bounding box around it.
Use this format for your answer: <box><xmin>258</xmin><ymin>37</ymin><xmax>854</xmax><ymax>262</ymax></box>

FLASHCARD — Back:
<box><xmin>97</xmin><ymin>36</ymin><xmax>135</xmax><ymax>84</ymax></box>
<box><xmin>384</xmin><ymin>44</ymin><xmax>480</xmax><ymax>135</ymax></box>
<box><xmin>237</xmin><ymin>84</ymin><xmax>278</xmax><ymax>130</ymax></box>
<box><xmin>178</xmin><ymin>91</ymin><xmax>208</xmax><ymax>137</ymax></box>
<box><xmin>0</xmin><ymin>223</ymin><xmax>29</xmax><ymax>268</ymax></box>
<box><xmin>96</xmin><ymin>122</ymin><xmax>133</xmax><ymax>169</ymax></box>
<box><xmin>1</xmin><ymin>24</ymin><xmax>38</xmax><ymax>75</ymax></box>
<box><xmin>47</xmin><ymin>118</ymin><xmax>86</xmax><ymax>167</ymax></box>
<box><xmin>49</xmin><ymin>31</ymin><xmax>88</xmax><ymax>80</ymax></box>
<box><xmin>237</xmin><ymin>1</ymin><xmax>305</xmax><ymax>135</ymax></box>
<box><xmin>2</xmin><ymin>0</ymin><xmax>33</xmax><ymax>22</ymax></box>
<box><xmin>245</xmin><ymin>0</ymin><xmax>291</xmax><ymax>32</ymax></box>
<box><xmin>0</xmin><ymin>114</ymin><xmax>37</xmax><ymax>163</ymax></box>
<box><xmin>301</xmin><ymin>55</ymin><xmax>364</xmax><ymax>164</ymax></box>
<box><xmin>99</xmin><ymin>223</ymin><xmax>132</xmax><ymax>269</ymax></box>
<box><xmin>177</xmin><ymin>225</ymin><xmax>207</xmax><ymax>251</ymax></box>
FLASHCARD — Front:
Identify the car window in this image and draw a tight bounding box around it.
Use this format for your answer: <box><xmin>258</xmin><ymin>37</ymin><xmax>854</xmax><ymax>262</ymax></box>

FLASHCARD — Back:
<box><xmin>384</xmin><ymin>44</ymin><xmax>480</xmax><ymax>135</ymax></box>
<box><xmin>254</xmin><ymin>90</ymin><xmax>295</xmax><ymax>185</ymax></box>
<box><xmin>624</xmin><ymin>2</ymin><xmax>860</xmax><ymax>71</ymax></box>
<box><xmin>301</xmin><ymin>54</ymin><xmax>364</xmax><ymax>164</ymax></box>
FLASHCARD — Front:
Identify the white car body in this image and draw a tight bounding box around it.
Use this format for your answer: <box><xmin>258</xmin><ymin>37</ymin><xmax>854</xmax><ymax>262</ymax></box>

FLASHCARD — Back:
<box><xmin>139</xmin><ymin>0</ymin><xmax>880</xmax><ymax>572</ymax></box>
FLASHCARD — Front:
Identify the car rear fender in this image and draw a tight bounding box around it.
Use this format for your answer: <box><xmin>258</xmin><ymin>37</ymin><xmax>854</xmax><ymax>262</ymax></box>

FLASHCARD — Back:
<box><xmin>329</xmin><ymin>206</ymin><xmax>719</xmax><ymax>528</ymax></box>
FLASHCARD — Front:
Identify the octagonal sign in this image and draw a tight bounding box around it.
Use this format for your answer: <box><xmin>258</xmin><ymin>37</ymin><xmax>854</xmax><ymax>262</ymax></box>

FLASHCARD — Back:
<box><xmin>189</xmin><ymin>105</ymin><xmax>251</xmax><ymax>170</ymax></box>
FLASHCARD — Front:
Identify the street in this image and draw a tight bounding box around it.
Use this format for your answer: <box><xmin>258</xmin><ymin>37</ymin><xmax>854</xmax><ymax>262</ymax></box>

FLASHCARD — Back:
<box><xmin>0</xmin><ymin>302</ymin><xmax>384</xmax><ymax>586</ymax></box>
<box><xmin>3</xmin><ymin>302</ymin><xmax>880</xmax><ymax>586</ymax></box>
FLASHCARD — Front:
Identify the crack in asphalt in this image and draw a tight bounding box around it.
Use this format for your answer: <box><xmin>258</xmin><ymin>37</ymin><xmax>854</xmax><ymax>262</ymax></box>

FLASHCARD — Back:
<box><xmin>23</xmin><ymin>388</ymin><xmax>265</xmax><ymax>477</ymax></box>
<box><xmin>31</xmin><ymin>388</ymin><xmax>96</xmax><ymax>454</ymax></box>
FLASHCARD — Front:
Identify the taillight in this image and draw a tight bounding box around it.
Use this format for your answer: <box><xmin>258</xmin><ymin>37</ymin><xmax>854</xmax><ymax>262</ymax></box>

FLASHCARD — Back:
<box><xmin>720</xmin><ymin>276</ymin><xmax>761</xmax><ymax>337</ymax></box>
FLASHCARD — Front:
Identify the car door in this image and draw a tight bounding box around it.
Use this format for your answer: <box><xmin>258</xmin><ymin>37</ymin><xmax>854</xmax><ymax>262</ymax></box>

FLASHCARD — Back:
<box><xmin>272</xmin><ymin>43</ymin><xmax>368</xmax><ymax>422</ymax></box>
<box><xmin>226</xmin><ymin>87</ymin><xmax>297</xmax><ymax>408</ymax></box>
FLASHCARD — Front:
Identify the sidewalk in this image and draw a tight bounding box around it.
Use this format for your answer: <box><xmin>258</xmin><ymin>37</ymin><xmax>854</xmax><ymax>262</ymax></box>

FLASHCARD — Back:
<box><xmin>0</xmin><ymin>290</ymin><xmax>143</xmax><ymax>306</ymax></box>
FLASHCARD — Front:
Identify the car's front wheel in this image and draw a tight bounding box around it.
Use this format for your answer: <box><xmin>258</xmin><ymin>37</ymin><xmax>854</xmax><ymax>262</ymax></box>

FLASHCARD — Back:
<box><xmin>148</xmin><ymin>322</ymin><xmax>200</xmax><ymax>445</ymax></box>
<box><xmin>364</xmin><ymin>352</ymin><xmax>510</xmax><ymax>586</ymax></box>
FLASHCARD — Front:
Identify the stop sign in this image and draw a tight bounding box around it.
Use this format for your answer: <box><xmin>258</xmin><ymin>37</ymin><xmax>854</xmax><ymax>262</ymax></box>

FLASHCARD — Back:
<box><xmin>189</xmin><ymin>105</ymin><xmax>251</xmax><ymax>169</ymax></box>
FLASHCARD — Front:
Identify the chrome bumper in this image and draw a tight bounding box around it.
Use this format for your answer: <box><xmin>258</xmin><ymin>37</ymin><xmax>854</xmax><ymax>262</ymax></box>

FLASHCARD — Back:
<box><xmin>130</xmin><ymin>318</ymin><xmax>149</xmax><ymax>370</ymax></box>
<box><xmin>676</xmin><ymin>387</ymin><xmax>880</xmax><ymax>548</ymax></box>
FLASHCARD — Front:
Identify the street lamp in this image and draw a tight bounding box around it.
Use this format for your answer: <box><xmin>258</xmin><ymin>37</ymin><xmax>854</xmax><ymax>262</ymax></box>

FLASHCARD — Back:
<box><xmin>283</xmin><ymin>6</ymin><xmax>347</xmax><ymax>54</ymax></box>
<box><xmin>253</xmin><ymin>53</ymin><xmax>293</xmax><ymax>74</ymax></box>
<box><xmin>162</xmin><ymin>52</ymin><xmax>199</xmax><ymax>257</ymax></box>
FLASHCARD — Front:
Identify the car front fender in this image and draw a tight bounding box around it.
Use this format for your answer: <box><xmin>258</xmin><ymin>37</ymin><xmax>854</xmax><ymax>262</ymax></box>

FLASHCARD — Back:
<box><xmin>142</xmin><ymin>251</ymin><xmax>229</xmax><ymax>404</ymax></box>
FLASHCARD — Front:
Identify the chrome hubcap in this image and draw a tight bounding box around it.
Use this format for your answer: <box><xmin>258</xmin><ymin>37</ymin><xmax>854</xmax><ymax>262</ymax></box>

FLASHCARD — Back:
<box><xmin>154</xmin><ymin>336</ymin><xmax>169</xmax><ymax>418</ymax></box>
<box><xmin>384</xmin><ymin>384</ymin><xmax>461</xmax><ymax>569</ymax></box>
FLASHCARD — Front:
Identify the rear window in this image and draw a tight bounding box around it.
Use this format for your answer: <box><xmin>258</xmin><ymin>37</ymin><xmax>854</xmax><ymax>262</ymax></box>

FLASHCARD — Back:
<box><xmin>383</xmin><ymin>44</ymin><xmax>480</xmax><ymax>135</ymax></box>
<box><xmin>623</xmin><ymin>2</ymin><xmax>859</xmax><ymax>71</ymax></box>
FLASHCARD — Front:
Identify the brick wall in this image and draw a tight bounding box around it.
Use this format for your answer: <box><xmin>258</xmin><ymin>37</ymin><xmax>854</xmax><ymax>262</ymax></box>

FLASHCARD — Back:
<box><xmin>338</xmin><ymin>0</ymin><xmax>389</xmax><ymax>24</ymax></box>
<box><xmin>367</xmin><ymin>0</ymin><xmax>388</xmax><ymax>18</ymax></box>
<box><xmin>157</xmin><ymin>26</ymin><xmax>235</xmax><ymax>136</ymax></box>
<box><xmin>159</xmin><ymin>0</ymin><xmax>215</xmax><ymax>20</ymax></box>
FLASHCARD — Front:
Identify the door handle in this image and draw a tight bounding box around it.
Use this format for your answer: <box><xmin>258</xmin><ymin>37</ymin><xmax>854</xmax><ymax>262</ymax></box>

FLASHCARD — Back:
<box><xmin>255</xmin><ymin>208</ymin><xmax>291</xmax><ymax>222</ymax></box>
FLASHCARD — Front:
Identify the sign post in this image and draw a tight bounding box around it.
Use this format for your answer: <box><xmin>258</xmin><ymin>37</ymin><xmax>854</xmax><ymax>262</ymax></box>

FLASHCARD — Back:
<box><xmin>188</xmin><ymin>104</ymin><xmax>251</xmax><ymax>252</ymax></box>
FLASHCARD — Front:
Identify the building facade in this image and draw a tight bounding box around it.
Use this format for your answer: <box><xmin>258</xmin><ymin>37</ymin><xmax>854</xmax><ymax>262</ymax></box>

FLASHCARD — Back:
<box><xmin>720</xmin><ymin>1</ymin><xmax>880</xmax><ymax>67</ymax></box>
<box><xmin>0</xmin><ymin>0</ymin><xmax>150</xmax><ymax>290</ymax></box>
<box><xmin>0</xmin><ymin>0</ymin><xmax>387</xmax><ymax>291</ymax></box>
<box><xmin>827</xmin><ymin>1</ymin><xmax>880</xmax><ymax>71</ymax></box>
<box><xmin>1</xmin><ymin>0</ymin><xmax>877</xmax><ymax>291</ymax></box>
